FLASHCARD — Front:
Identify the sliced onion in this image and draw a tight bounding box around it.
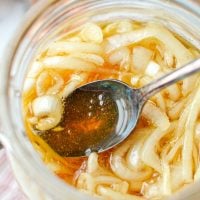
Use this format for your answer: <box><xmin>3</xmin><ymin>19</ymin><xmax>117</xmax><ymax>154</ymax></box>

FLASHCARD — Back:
<box><xmin>129</xmin><ymin>181</ymin><xmax>143</xmax><ymax>193</ymax></box>
<box><xmin>61</xmin><ymin>73</ymin><xmax>87</xmax><ymax>98</ymax></box>
<box><xmin>106</xmin><ymin>23</ymin><xmax>195</xmax><ymax>95</ymax></box>
<box><xmin>112</xmin><ymin>182</ymin><xmax>129</xmax><ymax>194</ymax></box>
<box><xmin>43</xmin><ymin>56</ymin><xmax>96</xmax><ymax>71</ymax></box>
<box><xmin>145</xmin><ymin>61</ymin><xmax>160</xmax><ymax>77</ymax></box>
<box><xmin>194</xmin><ymin>167</ymin><xmax>200</xmax><ymax>181</ymax></box>
<box><xmin>76</xmin><ymin>173</ymin><xmax>94</xmax><ymax>192</ymax></box>
<box><xmin>142</xmin><ymin>101</ymin><xmax>170</xmax><ymax>130</ymax></box>
<box><xmin>27</xmin><ymin>61</ymin><xmax>43</xmax><ymax>78</ymax></box>
<box><xmin>182</xmin><ymin>74</ymin><xmax>199</xmax><ymax>96</ymax></box>
<box><xmin>165</xmin><ymin>84</ymin><xmax>181</xmax><ymax>101</ymax></box>
<box><xmin>157</xmin><ymin>44</ymin><xmax>174</xmax><ymax>68</ymax></box>
<box><xmin>80</xmin><ymin>23</ymin><xmax>103</xmax><ymax>44</ymax></box>
<box><xmin>97</xmin><ymin>186</ymin><xmax>144</xmax><ymax>200</ymax></box>
<box><xmin>94</xmin><ymin>176</ymin><xmax>125</xmax><ymax>186</ymax></box>
<box><xmin>153</xmin><ymin>93</ymin><xmax>166</xmax><ymax>112</ymax></box>
<box><xmin>109</xmin><ymin>47</ymin><xmax>131</xmax><ymax>71</ymax></box>
<box><xmin>111</xmin><ymin>128</ymin><xmax>153</xmax><ymax>181</ymax></box>
<box><xmin>103</xmin><ymin>20</ymin><xmax>134</xmax><ymax>37</ymax></box>
<box><xmin>130</xmin><ymin>75</ymin><xmax>140</xmax><ymax>87</ymax></box>
<box><xmin>47</xmin><ymin>41</ymin><xmax>103</xmax><ymax>56</ymax></box>
<box><xmin>72</xmin><ymin>53</ymin><xmax>104</xmax><ymax>66</ymax></box>
<box><xmin>161</xmin><ymin>160</ymin><xmax>171</xmax><ymax>195</ymax></box>
<box><xmin>106</xmin><ymin>23</ymin><xmax>193</xmax><ymax>67</ymax></box>
<box><xmin>132</xmin><ymin>46</ymin><xmax>153</xmax><ymax>71</ymax></box>
<box><xmin>23</xmin><ymin>61</ymin><xmax>43</xmax><ymax>93</ymax></box>
<box><xmin>32</xmin><ymin>95</ymin><xmax>63</xmax><ymax>131</ymax></box>
<box><xmin>168</xmin><ymin>98</ymin><xmax>187</xmax><ymax>120</ymax></box>
<box><xmin>87</xmin><ymin>153</ymin><xmax>99</xmax><ymax>173</ymax></box>
<box><xmin>66</xmin><ymin>36</ymin><xmax>82</xmax><ymax>42</ymax></box>
<box><xmin>36</xmin><ymin>71</ymin><xmax>64</xmax><ymax>96</ymax></box>
<box><xmin>170</xmin><ymin>163</ymin><xmax>184</xmax><ymax>191</ymax></box>
<box><xmin>141</xmin><ymin>124</ymin><xmax>174</xmax><ymax>173</ymax></box>
<box><xmin>195</xmin><ymin>121</ymin><xmax>200</xmax><ymax>140</ymax></box>
<box><xmin>23</xmin><ymin>78</ymin><xmax>35</xmax><ymax>92</ymax></box>
<box><xmin>139</xmin><ymin>76</ymin><xmax>153</xmax><ymax>86</ymax></box>
<box><xmin>182</xmin><ymin>82</ymin><xmax>200</xmax><ymax>182</ymax></box>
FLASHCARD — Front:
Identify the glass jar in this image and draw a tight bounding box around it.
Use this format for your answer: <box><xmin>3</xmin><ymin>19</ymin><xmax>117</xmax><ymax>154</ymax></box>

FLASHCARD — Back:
<box><xmin>0</xmin><ymin>0</ymin><xmax>200</xmax><ymax>199</ymax></box>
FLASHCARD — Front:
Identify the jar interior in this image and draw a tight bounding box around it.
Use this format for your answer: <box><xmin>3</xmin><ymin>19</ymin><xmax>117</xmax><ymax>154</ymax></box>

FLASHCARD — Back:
<box><xmin>6</xmin><ymin>0</ymin><xmax>200</xmax><ymax>199</ymax></box>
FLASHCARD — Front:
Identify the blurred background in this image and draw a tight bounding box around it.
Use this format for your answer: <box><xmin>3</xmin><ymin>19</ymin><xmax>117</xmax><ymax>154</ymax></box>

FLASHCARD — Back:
<box><xmin>0</xmin><ymin>0</ymin><xmax>32</xmax><ymax>56</ymax></box>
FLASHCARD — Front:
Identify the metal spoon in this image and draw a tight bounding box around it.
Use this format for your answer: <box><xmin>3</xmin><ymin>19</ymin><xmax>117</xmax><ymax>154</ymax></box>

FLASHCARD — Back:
<box><xmin>53</xmin><ymin>59</ymin><xmax>200</xmax><ymax>157</ymax></box>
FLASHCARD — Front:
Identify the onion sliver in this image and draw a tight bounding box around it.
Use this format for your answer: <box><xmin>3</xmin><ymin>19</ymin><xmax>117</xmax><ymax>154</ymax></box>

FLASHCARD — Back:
<box><xmin>43</xmin><ymin>56</ymin><xmax>96</xmax><ymax>71</ymax></box>
<box><xmin>106</xmin><ymin>23</ymin><xmax>193</xmax><ymax>67</ymax></box>
<box><xmin>47</xmin><ymin>41</ymin><xmax>103</xmax><ymax>56</ymax></box>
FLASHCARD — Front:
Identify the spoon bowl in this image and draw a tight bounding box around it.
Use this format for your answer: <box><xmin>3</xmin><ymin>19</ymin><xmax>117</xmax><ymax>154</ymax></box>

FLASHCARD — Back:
<box><xmin>47</xmin><ymin>59</ymin><xmax>200</xmax><ymax>157</ymax></box>
<box><xmin>75</xmin><ymin>79</ymin><xmax>143</xmax><ymax>155</ymax></box>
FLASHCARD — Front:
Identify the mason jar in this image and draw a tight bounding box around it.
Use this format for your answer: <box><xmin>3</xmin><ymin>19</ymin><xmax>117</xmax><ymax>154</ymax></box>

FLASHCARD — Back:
<box><xmin>0</xmin><ymin>0</ymin><xmax>200</xmax><ymax>199</ymax></box>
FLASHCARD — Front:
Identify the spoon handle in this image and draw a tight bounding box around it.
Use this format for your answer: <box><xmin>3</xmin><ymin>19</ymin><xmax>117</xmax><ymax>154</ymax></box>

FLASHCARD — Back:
<box><xmin>140</xmin><ymin>58</ymin><xmax>200</xmax><ymax>101</ymax></box>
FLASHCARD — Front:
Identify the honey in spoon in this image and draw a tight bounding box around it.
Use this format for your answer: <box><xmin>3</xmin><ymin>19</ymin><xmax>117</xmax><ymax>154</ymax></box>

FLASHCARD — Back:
<box><xmin>39</xmin><ymin>86</ymin><xmax>118</xmax><ymax>157</ymax></box>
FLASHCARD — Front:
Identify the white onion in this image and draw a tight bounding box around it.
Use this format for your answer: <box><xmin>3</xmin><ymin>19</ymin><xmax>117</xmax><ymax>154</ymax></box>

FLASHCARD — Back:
<box><xmin>80</xmin><ymin>23</ymin><xmax>103</xmax><ymax>44</ymax></box>
<box><xmin>47</xmin><ymin>41</ymin><xmax>103</xmax><ymax>56</ymax></box>
<box><xmin>139</xmin><ymin>76</ymin><xmax>153</xmax><ymax>86</ymax></box>
<box><xmin>142</xmin><ymin>181</ymin><xmax>162</xmax><ymax>199</ymax></box>
<box><xmin>165</xmin><ymin>84</ymin><xmax>181</xmax><ymax>101</ymax></box>
<box><xmin>145</xmin><ymin>61</ymin><xmax>160</xmax><ymax>77</ymax></box>
<box><xmin>106</xmin><ymin>23</ymin><xmax>193</xmax><ymax>67</ymax></box>
<box><xmin>61</xmin><ymin>73</ymin><xmax>87</xmax><ymax>98</ymax></box>
<box><xmin>195</xmin><ymin>122</ymin><xmax>200</xmax><ymax>140</ymax></box>
<box><xmin>132</xmin><ymin>46</ymin><xmax>153</xmax><ymax>71</ymax></box>
<box><xmin>27</xmin><ymin>61</ymin><xmax>43</xmax><ymax>78</ymax></box>
<box><xmin>23</xmin><ymin>61</ymin><xmax>43</xmax><ymax>92</ymax></box>
<box><xmin>32</xmin><ymin>95</ymin><xmax>63</xmax><ymax>131</ymax></box>
<box><xmin>182</xmin><ymin>82</ymin><xmax>200</xmax><ymax>182</ymax></box>
<box><xmin>97</xmin><ymin>186</ymin><xmax>144</xmax><ymax>200</ymax></box>
<box><xmin>112</xmin><ymin>182</ymin><xmax>129</xmax><ymax>194</ymax></box>
<box><xmin>153</xmin><ymin>93</ymin><xmax>166</xmax><ymax>112</ymax></box>
<box><xmin>142</xmin><ymin>101</ymin><xmax>170</xmax><ymax>130</ymax></box>
<box><xmin>43</xmin><ymin>56</ymin><xmax>96</xmax><ymax>71</ymax></box>
<box><xmin>36</xmin><ymin>71</ymin><xmax>64</xmax><ymax>96</ymax></box>
<box><xmin>111</xmin><ymin>128</ymin><xmax>153</xmax><ymax>181</ymax></box>
<box><xmin>23</xmin><ymin>78</ymin><xmax>35</xmax><ymax>92</ymax></box>
<box><xmin>141</xmin><ymin>124</ymin><xmax>175</xmax><ymax>173</ymax></box>
<box><xmin>168</xmin><ymin>98</ymin><xmax>186</xmax><ymax>120</ymax></box>
<box><xmin>87</xmin><ymin>153</ymin><xmax>99</xmax><ymax>174</ymax></box>
<box><xmin>66</xmin><ymin>36</ymin><xmax>82</xmax><ymax>42</ymax></box>
<box><xmin>130</xmin><ymin>75</ymin><xmax>140</xmax><ymax>86</ymax></box>
<box><xmin>103</xmin><ymin>20</ymin><xmax>134</xmax><ymax>37</ymax></box>
<box><xmin>109</xmin><ymin>47</ymin><xmax>131</xmax><ymax>71</ymax></box>
<box><xmin>72</xmin><ymin>53</ymin><xmax>104</xmax><ymax>66</ymax></box>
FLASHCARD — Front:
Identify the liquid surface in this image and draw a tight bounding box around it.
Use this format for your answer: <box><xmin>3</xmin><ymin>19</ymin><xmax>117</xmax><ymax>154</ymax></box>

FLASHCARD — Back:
<box><xmin>39</xmin><ymin>89</ymin><xmax>118</xmax><ymax>156</ymax></box>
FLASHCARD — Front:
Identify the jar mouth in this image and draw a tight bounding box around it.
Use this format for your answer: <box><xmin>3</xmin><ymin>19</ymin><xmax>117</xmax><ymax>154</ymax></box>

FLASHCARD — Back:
<box><xmin>1</xmin><ymin>0</ymin><xmax>200</xmax><ymax>199</ymax></box>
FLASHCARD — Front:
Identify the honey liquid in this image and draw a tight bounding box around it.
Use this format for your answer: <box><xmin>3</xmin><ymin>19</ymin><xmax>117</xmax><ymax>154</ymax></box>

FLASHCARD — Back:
<box><xmin>39</xmin><ymin>89</ymin><xmax>118</xmax><ymax>157</ymax></box>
